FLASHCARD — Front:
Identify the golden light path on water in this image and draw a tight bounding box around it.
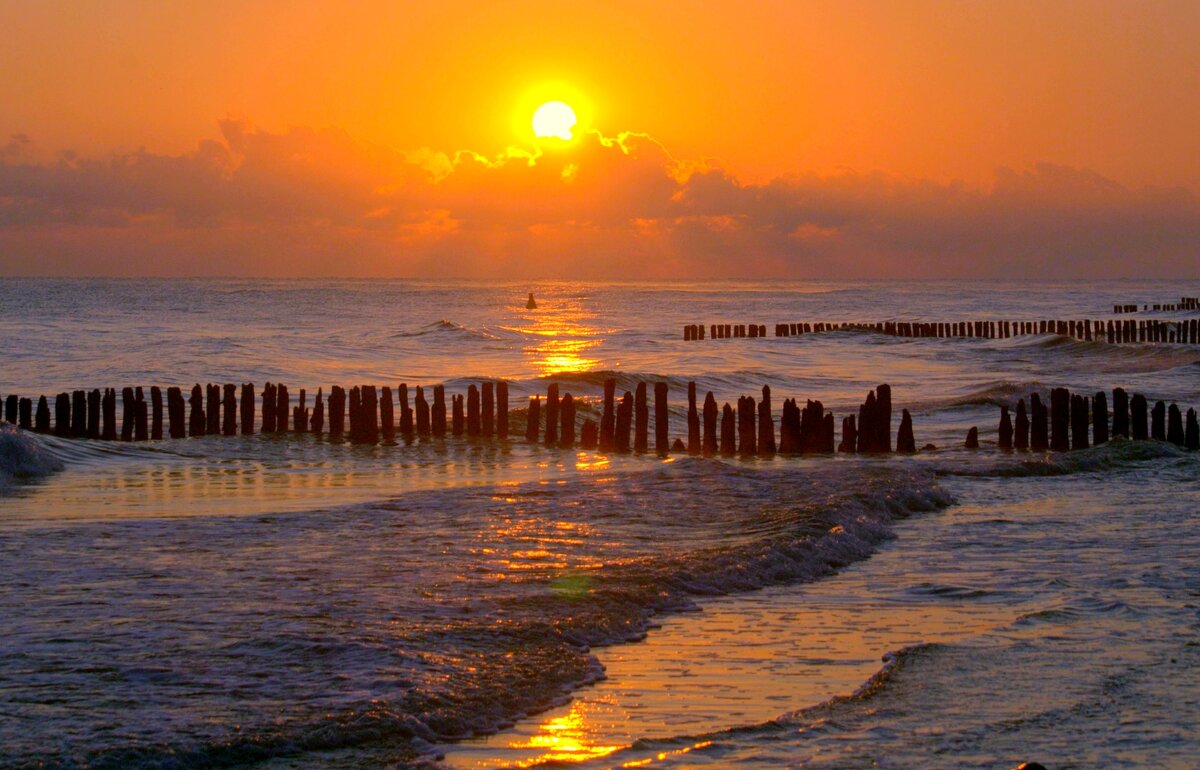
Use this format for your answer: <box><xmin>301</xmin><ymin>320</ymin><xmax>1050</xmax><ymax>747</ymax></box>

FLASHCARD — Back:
<box><xmin>509</xmin><ymin>289</ymin><xmax>608</xmax><ymax>376</ymax></box>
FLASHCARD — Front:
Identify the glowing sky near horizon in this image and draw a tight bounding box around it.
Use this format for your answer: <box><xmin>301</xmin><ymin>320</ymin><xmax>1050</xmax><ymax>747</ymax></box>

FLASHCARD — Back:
<box><xmin>1</xmin><ymin>0</ymin><xmax>1198</xmax><ymax>277</ymax></box>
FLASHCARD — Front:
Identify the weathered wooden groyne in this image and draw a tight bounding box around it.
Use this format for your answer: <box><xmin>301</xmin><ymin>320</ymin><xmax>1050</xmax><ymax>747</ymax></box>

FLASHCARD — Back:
<box><xmin>5</xmin><ymin>380</ymin><xmax>1195</xmax><ymax>456</ymax></box>
<box><xmin>978</xmin><ymin>387</ymin><xmax>1200</xmax><ymax>452</ymax></box>
<box><xmin>683</xmin><ymin>317</ymin><xmax>1200</xmax><ymax>344</ymax></box>
<box><xmin>1114</xmin><ymin>297</ymin><xmax>1199</xmax><ymax>313</ymax></box>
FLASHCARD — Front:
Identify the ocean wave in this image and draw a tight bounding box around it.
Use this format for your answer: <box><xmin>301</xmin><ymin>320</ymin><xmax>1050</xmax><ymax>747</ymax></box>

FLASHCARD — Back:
<box><xmin>939</xmin><ymin>437</ymin><xmax>1194</xmax><ymax>479</ymax></box>
<box><xmin>389</xmin><ymin>320</ymin><xmax>502</xmax><ymax>342</ymax></box>
<box><xmin>0</xmin><ymin>423</ymin><xmax>64</xmax><ymax>491</ymax></box>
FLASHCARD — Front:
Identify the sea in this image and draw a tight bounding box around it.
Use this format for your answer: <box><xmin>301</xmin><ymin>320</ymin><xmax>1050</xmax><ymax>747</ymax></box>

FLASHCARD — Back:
<box><xmin>0</xmin><ymin>278</ymin><xmax>1197</xmax><ymax>770</ymax></box>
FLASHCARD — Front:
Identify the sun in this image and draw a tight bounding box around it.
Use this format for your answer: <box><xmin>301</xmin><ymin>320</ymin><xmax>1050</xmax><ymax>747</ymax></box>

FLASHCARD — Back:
<box><xmin>532</xmin><ymin>101</ymin><xmax>577</xmax><ymax>140</ymax></box>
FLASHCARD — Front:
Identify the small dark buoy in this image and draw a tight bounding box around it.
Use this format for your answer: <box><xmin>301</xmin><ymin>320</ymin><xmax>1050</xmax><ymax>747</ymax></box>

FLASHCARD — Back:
<box><xmin>526</xmin><ymin>292</ymin><xmax>537</xmax><ymax>310</ymax></box>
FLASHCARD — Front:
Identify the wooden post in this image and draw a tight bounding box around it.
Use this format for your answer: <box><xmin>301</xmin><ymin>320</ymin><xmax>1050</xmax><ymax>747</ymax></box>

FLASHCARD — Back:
<box><xmin>781</xmin><ymin>399</ymin><xmax>800</xmax><ymax>453</ymax></box>
<box><xmin>165</xmin><ymin>387</ymin><xmax>182</xmax><ymax>439</ymax></box>
<box><xmin>482</xmin><ymin>382</ymin><xmax>495</xmax><ymax>437</ymax></box>
<box><xmin>134</xmin><ymin>387</ymin><xmax>148</xmax><ymax>441</ymax></box>
<box><xmin>1070</xmin><ymin>394</ymin><xmax>1089</xmax><ymax>450</ymax></box>
<box><xmin>380</xmin><ymin>386</ymin><xmax>395</xmax><ymax>442</ymax></box>
<box><xmin>615</xmin><ymin>391</ymin><xmax>633</xmax><ymax>452</ymax></box>
<box><xmin>737</xmin><ymin>395</ymin><xmax>756</xmax><ymax>456</ymax></box>
<box><xmin>4</xmin><ymin>395</ymin><xmax>15</xmax><ymax>424</ymax></box>
<box><xmin>452</xmin><ymin>393</ymin><xmax>465</xmax><ymax>436</ymax></box>
<box><xmin>1151</xmin><ymin>400</ymin><xmax>1166</xmax><ymax>441</ymax></box>
<box><xmin>117</xmin><ymin>388</ymin><xmax>133</xmax><ymax>441</ymax></box>
<box><xmin>1167</xmin><ymin>403</ymin><xmax>1185</xmax><ymax>445</ymax></box>
<box><xmin>35</xmin><ymin>396</ymin><xmax>50</xmax><ymax>433</ymax></box>
<box><xmin>580</xmin><ymin>418</ymin><xmax>598</xmax><ymax>449</ymax></box>
<box><xmin>184</xmin><ymin>384</ymin><xmax>203</xmax><ymax>437</ymax></box>
<box><xmin>262</xmin><ymin>382</ymin><xmax>276</xmax><ymax>434</ymax></box>
<box><xmin>415</xmin><ymin>386</ymin><xmax>430</xmax><ymax>436</ymax></box>
<box><xmin>206</xmin><ymin>384</ymin><xmax>221</xmax><ymax>435</ymax></box>
<box><xmin>432</xmin><ymin>385</ymin><xmax>446</xmax><ymax>437</ymax></box>
<box><xmin>544</xmin><ymin>384</ymin><xmax>559</xmax><ymax>446</ymax></box>
<box><xmin>600</xmin><ymin>378</ymin><xmax>616</xmax><ymax>451</ymax></box>
<box><xmin>220</xmin><ymin>384</ymin><xmax>235</xmax><ymax>436</ymax></box>
<box><xmin>277</xmin><ymin>384</ymin><xmax>290</xmax><ymax>434</ymax></box>
<box><xmin>399</xmin><ymin>384</ymin><xmax>413</xmax><ymax>436</ymax></box>
<box><xmin>467</xmin><ymin>385</ymin><xmax>480</xmax><ymax>436</ymax></box>
<box><xmin>143</xmin><ymin>386</ymin><xmax>159</xmax><ymax>440</ymax></box>
<box><xmin>965</xmin><ymin>426</ymin><xmax>979</xmax><ymax>448</ymax></box>
<box><xmin>55</xmin><ymin>393</ymin><xmax>71</xmax><ymax>438</ymax></box>
<box><xmin>1111</xmin><ymin>388</ymin><xmax>1129</xmax><ymax>438</ymax></box>
<box><xmin>1130</xmin><ymin>393</ymin><xmax>1148</xmax><ymax>440</ymax></box>
<box><xmin>19</xmin><ymin>397</ymin><xmax>32</xmax><ymax>430</ymax></box>
<box><xmin>292</xmin><ymin>388</ymin><xmax>307</xmax><ymax>434</ymax></box>
<box><xmin>635</xmin><ymin>382</ymin><xmax>649</xmax><ymax>452</ymax></box>
<box><xmin>362</xmin><ymin>386</ymin><xmax>378</xmax><ymax>442</ymax></box>
<box><xmin>758</xmin><ymin>385</ymin><xmax>775</xmax><ymax>455</ymax></box>
<box><xmin>560</xmin><ymin>393</ymin><xmax>576</xmax><ymax>448</ymax></box>
<box><xmin>654</xmin><ymin>382</ymin><xmax>669</xmax><ymax>455</ymax></box>
<box><xmin>703</xmin><ymin>391</ymin><xmax>718</xmax><ymax>455</ymax></box>
<box><xmin>497</xmin><ymin>382</ymin><xmax>509</xmax><ymax>439</ymax></box>
<box><xmin>89</xmin><ymin>389</ymin><xmax>102</xmax><ymax>438</ymax></box>
<box><xmin>686</xmin><ymin>382</ymin><xmax>700</xmax><ymax>454</ymax></box>
<box><xmin>875</xmin><ymin>384</ymin><xmax>892</xmax><ymax>452</ymax></box>
<box><xmin>998</xmin><ymin>405</ymin><xmax>1013</xmax><ymax>450</ymax></box>
<box><xmin>348</xmin><ymin>386</ymin><xmax>362</xmax><ymax>442</ymax></box>
<box><xmin>1030</xmin><ymin>393</ymin><xmax>1048</xmax><ymax>451</ymax></box>
<box><xmin>312</xmin><ymin>388</ymin><xmax>325</xmax><ymax>434</ymax></box>
<box><xmin>71</xmin><ymin>390</ymin><xmax>86</xmax><ymax>437</ymax></box>
<box><xmin>1049</xmin><ymin>387</ymin><xmax>1070</xmax><ymax>451</ymax></box>
<box><xmin>856</xmin><ymin>390</ymin><xmax>877</xmax><ymax>453</ymax></box>
<box><xmin>838</xmin><ymin>413</ymin><xmax>856</xmax><ymax>453</ymax></box>
<box><xmin>524</xmin><ymin>396</ymin><xmax>539</xmax><ymax>442</ymax></box>
<box><xmin>329</xmin><ymin>386</ymin><xmax>346</xmax><ymax>438</ymax></box>
<box><xmin>1185</xmin><ymin>408</ymin><xmax>1199</xmax><ymax>450</ymax></box>
<box><xmin>1093</xmin><ymin>391</ymin><xmax>1109</xmax><ymax>445</ymax></box>
<box><xmin>240</xmin><ymin>383</ymin><xmax>254</xmax><ymax>435</ymax></box>
<box><xmin>720</xmin><ymin>403</ymin><xmax>735</xmax><ymax>455</ymax></box>
<box><xmin>1015</xmin><ymin>398</ymin><xmax>1029</xmax><ymax>450</ymax></box>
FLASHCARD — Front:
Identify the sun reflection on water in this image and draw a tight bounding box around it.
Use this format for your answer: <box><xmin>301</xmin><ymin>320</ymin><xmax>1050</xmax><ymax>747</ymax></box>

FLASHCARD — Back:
<box><xmin>509</xmin><ymin>290</ymin><xmax>607</xmax><ymax>376</ymax></box>
<box><xmin>504</xmin><ymin>701</ymin><xmax>623</xmax><ymax>767</ymax></box>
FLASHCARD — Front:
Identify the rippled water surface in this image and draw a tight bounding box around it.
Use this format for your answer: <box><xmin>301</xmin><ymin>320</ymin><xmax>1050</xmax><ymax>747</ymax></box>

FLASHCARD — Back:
<box><xmin>1</xmin><ymin>278</ymin><xmax>1198</xmax><ymax>769</ymax></box>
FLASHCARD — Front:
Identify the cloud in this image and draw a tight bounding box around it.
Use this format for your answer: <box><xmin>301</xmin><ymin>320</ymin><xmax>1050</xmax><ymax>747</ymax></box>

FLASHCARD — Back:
<box><xmin>0</xmin><ymin>122</ymin><xmax>1196</xmax><ymax>277</ymax></box>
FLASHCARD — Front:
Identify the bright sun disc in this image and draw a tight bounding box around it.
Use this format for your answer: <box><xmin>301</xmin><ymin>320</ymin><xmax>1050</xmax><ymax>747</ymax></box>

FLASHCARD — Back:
<box><xmin>532</xmin><ymin>101</ymin><xmax>577</xmax><ymax>140</ymax></box>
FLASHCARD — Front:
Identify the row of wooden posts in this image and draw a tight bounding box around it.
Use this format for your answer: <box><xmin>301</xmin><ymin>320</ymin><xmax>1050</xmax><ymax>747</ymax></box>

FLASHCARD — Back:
<box><xmin>2</xmin><ymin>381</ymin><xmax>915</xmax><ymax>456</ymax></box>
<box><xmin>970</xmin><ymin>387</ymin><xmax>1200</xmax><ymax>452</ymax></box>
<box><xmin>1113</xmin><ymin>297</ymin><xmax>1199</xmax><ymax>313</ymax></box>
<box><xmin>682</xmin><ymin>317</ymin><xmax>1200</xmax><ymax>344</ymax></box>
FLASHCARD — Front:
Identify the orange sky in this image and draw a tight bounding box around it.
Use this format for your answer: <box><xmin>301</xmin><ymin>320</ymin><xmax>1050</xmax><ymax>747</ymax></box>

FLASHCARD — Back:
<box><xmin>1</xmin><ymin>1</ymin><xmax>1198</xmax><ymax>277</ymax></box>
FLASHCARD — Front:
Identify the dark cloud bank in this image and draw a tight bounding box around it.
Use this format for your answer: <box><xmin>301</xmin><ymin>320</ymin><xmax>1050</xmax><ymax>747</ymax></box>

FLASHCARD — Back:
<box><xmin>0</xmin><ymin>120</ymin><xmax>1196</xmax><ymax>278</ymax></box>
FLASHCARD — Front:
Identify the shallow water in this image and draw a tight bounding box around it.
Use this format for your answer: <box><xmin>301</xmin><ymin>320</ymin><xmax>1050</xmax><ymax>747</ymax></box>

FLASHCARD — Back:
<box><xmin>0</xmin><ymin>279</ymin><xmax>1197</xmax><ymax>769</ymax></box>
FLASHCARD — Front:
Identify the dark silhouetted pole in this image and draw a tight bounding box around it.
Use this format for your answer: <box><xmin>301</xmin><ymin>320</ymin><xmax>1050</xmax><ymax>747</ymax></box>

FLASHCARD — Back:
<box><xmin>380</xmin><ymin>386</ymin><xmax>395</xmax><ymax>442</ymax></box>
<box><xmin>998</xmin><ymin>405</ymin><xmax>1013</xmax><ymax>450</ymax></box>
<box><xmin>1049</xmin><ymin>387</ymin><xmax>1070</xmax><ymax>451</ymax></box>
<box><xmin>415</xmin><ymin>386</ymin><xmax>430</xmax><ymax>436</ymax></box>
<box><xmin>580</xmin><ymin>418</ymin><xmax>598</xmax><ymax>449</ymax></box>
<box><xmin>311</xmin><ymin>388</ymin><xmax>325</xmax><ymax>434</ymax></box>
<box><xmin>965</xmin><ymin>426</ymin><xmax>979</xmax><ymax>448</ymax></box>
<box><xmin>496</xmin><ymin>382</ymin><xmax>509</xmax><ymax>439</ymax></box>
<box><xmin>560</xmin><ymin>393</ymin><xmax>576</xmax><ymax>448</ymax></box>
<box><xmin>544</xmin><ymin>384</ymin><xmax>559</xmax><ymax>446</ymax></box>
<box><xmin>615</xmin><ymin>391</ymin><xmax>633</xmax><ymax>452</ymax></box>
<box><xmin>467</xmin><ymin>385</ymin><xmax>480</xmax><ymax>437</ymax></box>
<box><xmin>223</xmin><ymin>384</ymin><xmax>236</xmax><ymax>436</ymax></box>
<box><xmin>89</xmin><ymin>389</ymin><xmax>102</xmax><ymax>439</ymax></box>
<box><xmin>1151</xmin><ymin>400</ymin><xmax>1166</xmax><ymax>441</ymax></box>
<box><xmin>1167</xmin><ymin>403</ymin><xmax>1185</xmax><ymax>446</ymax></box>
<box><xmin>635</xmin><ymin>382</ymin><xmax>649</xmax><ymax>452</ymax></box>
<box><xmin>483</xmin><ymin>382</ymin><xmax>495</xmax><ymax>438</ymax></box>
<box><xmin>758</xmin><ymin>385</ymin><xmax>775</xmax><ymax>455</ymax></box>
<box><xmin>600</xmin><ymin>379</ymin><xmax>616</xmax><ymax>451</ymax></box>
<box><xmin>897</xmin><ymin>409</ymin><xmax>916</xmax><ymax>452</ymax></box>
<box><xmin>654</xmin><ymin>382</ymin><xmax>669</xmax><ymax>455</ymax></box>
<box><xmin>1130</xmin><ymin>393</ymin><xmax>1148</xmax><ymax>440</ymax></box>
<box><xmin>687</xmin><ymin>382</ymin><xmax>700</xmax><ymax>454</ymax></box>
<box><xmin>56</xmin><ymin>393</ymin><xmax>71</xmax><ymax>438</ymax></box>
<box><xmin>720</xmin><ymin>403</ymin><xmax>735</xmax><ymax>455</ymax></box>
<box><xmin>241</xmin><ymin>383</ymin><xmax>255</xmax><ymax>435</ymax></box>
<box><xmin>452</xmin><ymin>393</ymin><xmax>465</xmax><ymax>436</ymax></box>
<box><xmin>399</xmin><ymin>384</ymin><xmax>413</xmax><ymax>437</ymax></box>
<box><xmin>1093</xmin><ymin>391</ymin><xmax>1108</xmax><ymax>445</ymax></box>
<box><xmin>524</xmin><ymin>396</ymin><xmax>538</xmax><ymax>442</ymax></box>
<box><xmin>432</xmin><ymin>385</ymin><xmax>446</xmax><ymax>437</ymax></box>
<box><xmin>703</xmin><ymin>391</ymin><xmax>718</xmax><ymax>455</ymax></box>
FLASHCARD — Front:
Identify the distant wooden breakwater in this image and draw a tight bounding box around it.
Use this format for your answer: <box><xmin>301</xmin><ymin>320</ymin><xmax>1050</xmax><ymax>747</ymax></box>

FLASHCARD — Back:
<box><xmin>1113</xmin><ymin>296</ymin><xmax>1199</xmax><ymax>313</ymax></box>
<box><xmin>4</xmin><ymin>380</ymin><xmax>1195</xmax><ymax>456</ymax></box>
<box><xmin>682</xmin><ymin>317</ymin><xmax>1200</xmax><ymax>344</ymax></box>
<box><xmin>981</xmin><ymin>387</ymin><xmax>1199</xmax><ymax>452</ymax></box>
